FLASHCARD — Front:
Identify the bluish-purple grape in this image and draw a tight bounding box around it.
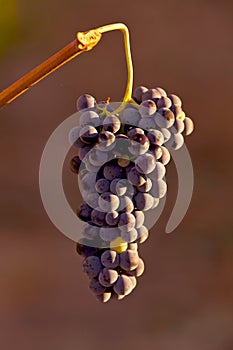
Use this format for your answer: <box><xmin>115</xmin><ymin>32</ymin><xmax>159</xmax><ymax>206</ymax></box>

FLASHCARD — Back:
<box><xmin>98</xmin><ymin>268</ymin><xmax>118</xmax><ymax>287</ymax></box>
<box><xmin>118</xmin><ymin>195</ymin><xmax>134</xmax><ymax>213</ymax></box>
<box><xmin>79</xmin><ymin>125</ymin><xmax>98</xmax><ymax>144</ymax></box>
<box><xmin>133</xmin><ymin>85</ymin><xmax>148</xmax><ymax>103</ymax></box>
<box><xmin>135</xmin><ymin>153</ymin><xmax>156</xmax><ymax>175</ymax></box>
<box><xmin>103</xmin><ymin>115</ymin><xmax>121</xmax><ymax>133</ymax></box>
<box><xmin>132</xmin><ymin>210</ymin><xmax>145</xmax><ymax>228</ymax></box>
<box><xmin>147</xmin><ymin>129</ymin><xmax>164</xmax><ymax>146</ymax></box>
<box><xmin>89</xmin><ymin>278</ymin><xmax>106</xmax><ymax>295</ymax></box>
<box><xmin>134</xmin><ymin>192</ymin><xmax>154</xmax><ymax>211</ymax></box>
<box><xmin>76</xmin><ymin>94</ymin><xmax>96</xmax><ymax>111</ymax></box>
<box><xmin>121</xmin><ymin>228</ymin><xmax>138</xmax><ymax>243</ymax></box>
<box><xmin>156</xmin><ymin>96</ymin><xmax>172</xmax><ymax>109</ymax></box>
<box><xmin>80</xmin><ymin>110</ymin><xmax>100</xmax><ymax>128</ymax></box>
<box><xmin>101</xmin><ymin>250</ymin><xmax>120</xmax><ymax>268</ymax></box>
<box><xmin>91</xmin><ymin>208</ymin><xmax>106</xmax><ymax>227</ymax></box>
<box><xmin>95</xmin><ymin>178</ymin><xmax>110</xmax><ymax>194</ymax></box>
<box><xmin>165</xmin><ymin>133</ymin><xmax>184</xmax><ymax>150</ymax></box>
<box><xmin>122</xmin><ymin>107</ymin><xmax>141</xmax><ymax>126</ymax></box>
<box><xmin>136</xmin><ymin>225</ymin><xmax>149</xmax><ymax>243</ymax></box>
<box><xmin>82</xmin><ymin>256</ymin><xmax>102</xmax><ymax>278</ymax></box>
<box><xmin>142</xmin><ymin>88</ymin><xmax>161</xmax><ymax>102</ymax></box>
<box><xmin>118</xmin><ymin>212</ymin><xmax>136</xmax><ymax>232</ymax></box>
<box><xmin>113</xmin><ymin>275</ymin><xmax>133</xmax><ymax>296</ymax></box>
<box><xmin>168</xmin><ymin>94</ymin><xmax>182</xmax><ymax>107</ymax></box>
<box><xmin>139</xmin><ymin>99</ymin><xmax>157</xmax><ymax>117</ymax></box>
<box><xmin>119</xmin><ymin>249</ymin><xmax>139</xmax><ymax>271</ymax></box>
<box><xmin>98</xmin><ymin>192</ymin><xmax>120</xmax><ymax>212</ymax></box>
<box><xmin>183</xmin><ymin>117</ymin><xmax>194</xmax><ymax>136</ymax></box>
<box><xmin>154</xmin><ymin>108</ymin><xmax>175</xmax><ymax>128</ymax></box>
<box><xmin>77</xmin><ymin>203</ymin><xmax>92</xmax><ymax>222</ymax></box>
<box><xmin>97</xmin><ymin>131</ymin><xmax>116</xmax><ymax>152</ymax></box>
<box><xmin>150</xmin><ymin>179</ymin><xmax>167</xmax><ymax>198</ymax></box>
<box><xmin>105</xmin><ymin>211</ymin><xmax>119</xmax><ymax>226</ymax></box>
<box><xmin>127</xmin><ymin>167</ymin><xmax>146</xmax><ymax>186</ymax></box>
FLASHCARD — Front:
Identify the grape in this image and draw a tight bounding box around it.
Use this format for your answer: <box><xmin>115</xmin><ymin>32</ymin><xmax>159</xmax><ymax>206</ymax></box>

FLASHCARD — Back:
<box><xmin>76</xmin><ymin>242</ymin><xmax>98</xmax><ymax>257</ymax></box>
<box><xmin>127</xmin><ymin>275</ymin><xmax>137</xmax><ymax>289</ymax></box>
<box><xmin>156</xmin><ymin>96</ymin><xmax>172</xmax><ymax>109</ymax></box>
<box><xmin>170</xmin><ymin>119</ymin><xmax>185</xmax><ymax>134</ymax></box>
<box><xmin>142</xmin><ymin>88</ymin><xmax>161</xmax><ymax>102</ymax></box>
<box><xmin>165</xmin><ymin>133</ymin><xmax>184</xmax><ymax>150</ymax></box>
<box><xmin>86</xmin><ymin>193</ymin><xmax>99</xmax><ymax>209</ymax></box>
<box><xmin>101</xmin><ymin>250</ymin><xmax>120</xmax><ymax>268</ymax></box>
<box><xmin>114</xmin><ymin>134</ymin><xmax>130</xmax><ymax>157</ymax></box>
<box><xmin>79</xmin><ymin>172</ymin><xmax>96</xmax><ymax>192</ymax></box>
<box><xmin>121</xmin><ymin>228</ymin><xmax>138</xmax><ymax>243</ymax></box>
<box><xmin>183</xmin><ymin>117</ymin><xmax>194</xmax><ymax>135</ymax></box>
<box><xmin>82</xmin><ymin>256</ymin><xmax>102</xmax><ymax>278</ymax></box>
<box><xmin>147</xmin><ymin>129</ymin><xmax>164</xmax><ymax>146</ymax></box>
<box><xmin>128</xmin><ymin>258</ymin><xmax>145</xmax><ymax>277</ymax></box>
<box><xmin>68</xmin><ymin>126</ymin><xmax>82</xmax><ymax>146</ymax></box>
<box><xmin>96</xmin><ymin>292</ymin><xmax>112</xmax><ymax>303</ymax></box>
<box><xmin>148</xmin><ymin>162</ymin><xmax>166</xmax><ymax>180</ymax></box>
<box><xmin>98</xmin><ymin>192</ymin><xmax>120</xmax><ymax>212</ymax></box>
<box><xmin>128</xmin><ymin>133</ymin><xmax>150</xmax><ymax>155</ymax></box>
<box><xmin>122</xmin><ymin>108</ymin><xmax>141</xmax><ymax>126</ymax></box>
<box><xmin>119</xmin><ymin>249</ymin><xmax>139</xmax><ymax>271</ymax></box>
<box><xmin>154</xmin><ymin>87</ymin><xmax>167</xmax><ymax>97</ymax></box>
<box><xmin>127</xmin><ymin>167</ymin><xmax>146</xmax><ymax>186</ymax></box>
<box><xmin>134</xmin><ymin>192</ymin><xmax>154</xmax><ymax>211</ymax></box>
<box><xmin>80</xmin><ymin>125</ymin><xmax>98</xmax><ymax>144</ymax></box>
<box><xmin>70</xmin><ymin>156</ymin><xmax>81</xmax><ymax>174</ymax></box>
<box><xmin>91</xmin><ymin>208</ymin><xmax>106</xmax><ymax>227</ymax></box>
<box><xmin>133</xmin><ymin>85</ymin><xmax>148</xmax><ymax>103</ymax></box>
<box><xmin>118</xmin><ymin>212</ymin><xmax>136</xmax><ymax>232</ymax></box>
<box><xmin>128</xmin><ymin>242</ymin><xmax>138</xmax><ymax>251</ymax></box>
<box><xmin>84</xmin><ymin>157</ymin><xmax>100</xmax><ymax>173</ymax></box>
<box><xmin>137</xmin><ymin>177</ymin><xmax>152</xmax><ymax>193</ymax></box>
<box><xmin>138</xmin><ymin>116</ymin><xmax>156</xmax><ymax>131</ymax></box>
<box><xmin>158</xmin><ymin>146</ymin><xmax>171</xmax><ymax>165</ymax></box>
<box><xmin>80</xmin><ymin>110</ymin><xmax>100</xmax><ymax>128</ymax></box>
<box><xmin>89</xmin><ymin>149</ymin><xmax>108</xmax><ymax>167</ymax></box>
<box><xmin>95</xmin><ymin>178</ymin><xmax>110</xmax><ymax>194</ymax></box>
<box><xmin>150</xmin><ymin>179</ymin><xmax>167</xmax><ymax>198</ymax></box>
<box><xmin>132</xmin><ymin>210</ymin><xmax>145</xmax><ymax>228</ymax></box>
<box><xmin>154</xmin><ymin>108</ymin><xmax>175</xmax><ymax>128</ymax></box>
<box><xmin>118</xmin><ymin>196</ymin><xmax>134</xmax><ymax>213</ymax></box>
<box><xmin>78</xmin><ymin>144</ymin><xmax>92</xmax><ymax>161</ymax></box>
<box><xmin>151</xmin><ymin>197</ymin><xmax>160</xmax><ymax>209</ymax></box>
<box><xmin>115</xmin><ymin>179</ymin><xmax>132</xmax><ymax>197</ymax></box>
<box><xmin>99</xmin><ymin>227</ymin><xmax>120</xmax><ymax>241</ymax></box>
<box><xmin>76</xmin><ymin>94</ymin><xmax>96</xmax><ymax>111</ymax></box>
<box><xmin>158</xmin><ymin>127</ymin><xmax>171</xmax><ymax>143</ymax></box>
<box><xmin>136</xmin><ymin>225</ymin><xmax>149</xmax><ymax>243</ymax></box>
<box><xmin>168</xmin><ymin>94</ymin><xmax>182</xmax><ymax>107</ymax></box>
<box><xmin>98</xmin><ymin>268</ymin><xmax>118</xmax><ymax>287</ymax></box>
<box><xmin>113</xmin><ymin>275</ymin><xmax>133</xmax><ymax>296</ymax></box>
<box><xmin>89</xmin><ymin>278</ymin><xmax>106</xmax><ymax>295</ymax></box>
<box><xmin>103</xmin><ymin>115</ymin><xmax>121</xmax><ymax>133</ymax></box>
<box><xmin>127</xmin><ymin>127</ymin><xmax>144</xmax><ymax>139</ymax></box>
<box><xmin>135</xmin><ymin>153</ymin><xmax>156</xmax><ymax>175</ymax></box>
<box><xmin>170</xmin><ymin>105</ymin><xmax>185</xmax><ymax>120</ymax></box>
<box><xmin>149</xmin><ymin>145</ymin><xmax>163</xmax><ymax>160</ymax></box>
<box><xmin>82</xmin><ymin>223</ymin><xmax>100</xmax><ymax>240</ymax></box>
<box><xmin>97</xmin><ymin>131</ymin><xmax>116</xmax><ymax>151</ymax></box>
<box><xmin>103</xmin><ymin>162</ymin><xmax>125</xmax><ymax>180</ymax></box>
<box><xmin>77</xmin><ymin>203</ymin><xmax>92</xmax><ymax>222</ymax></box>
<box><xmin>105</xmin><ymin>211</ymin><xmax>119</xmax><ymax>226</ymax></box>
<box><xmin>110</xmin><ymin>178</ymin><xmax>121</xmax><ymax>195</ymax></box>
<box><xmin>117</xmin><ymin>157</ymin><xmax>131</xmax><ymax>168</ymax></box>
<box><xmin>139</xmin><ymin>99</ymin><xmax>157</xmax><ymax>117</ymax></box>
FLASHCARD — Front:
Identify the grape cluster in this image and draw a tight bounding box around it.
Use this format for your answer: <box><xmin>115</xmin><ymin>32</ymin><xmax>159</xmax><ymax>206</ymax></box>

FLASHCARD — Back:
<box><xmin>70</xmin><ymin>85</ymin><xmax>194</xmax><ymax>302</ymax></box>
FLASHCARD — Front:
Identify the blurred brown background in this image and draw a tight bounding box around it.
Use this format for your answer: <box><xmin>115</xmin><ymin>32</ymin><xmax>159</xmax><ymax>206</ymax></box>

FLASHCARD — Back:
<box><xmin>0</xmin><ymin>0</ymin><xmax>233</xmax><ymax>349</ymax></box>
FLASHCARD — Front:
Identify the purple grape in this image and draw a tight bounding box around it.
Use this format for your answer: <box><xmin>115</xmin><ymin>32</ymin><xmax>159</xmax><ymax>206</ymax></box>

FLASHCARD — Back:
<box><xmin>98</xmin><ymin>268</ymin><xmax>118</xmax><ymax>287</ymax></box>
<box><xmin>78</xmin><ymin>145</ymin><xmax>92</xmax><ymax>161</ymax></box>
<box><xmin>119</xmin><ymin>249</ymin><xmax>139</xmax><ymax>271</ymax></box>
<box><xmin>70</xmin><ymin>156</ymin><xmax>81</xmax><ymax>174</ymax></box>
<box><xmin>142</xmin><ymin>88</ymin><xmax>161</xmax><ymax>102</ymax></box>
<box><xmin>80</xmin><ymin>125</ymin><xmax>98</xmax><ymax>144</ymax></box>
<box><xmin>134</xmin><ymin>192</ymin><xmax>154</xmax><ymax>211</ymax></box>
<box><xmin>128</xmin><ymin>242</ymin><xmax>138</xmax><ymax>251</ymax></box>
<box><xmin>95</xmin><ymin>178</ymin><xmax>110</xmax><ymax>194</ymax></box>
<box><xmin>148</xmin><ymin>162</ymin><xmax>166</xmax><ymax>180</ymax></box>
<box><xmin>118</xmin><ymin>196</ymin><xmax>134</xmax><ymax>213</ymax></box>
<box><xmin>149</xmin><ymin>145</ymin><xmax>163</xmax><ymax>160</ymax></box>
<box><xmin>170</xmin><ymin>105</ymin><xmax>185</xmax><ymax>120</ymax></box>
<box><xmin>97</xmin><ymin>131</ymin><xmax>116</xmax><ymax>151</ymax></box>
<box><xmin>105</xmin><ymin>211</ymin><xmax>119</xmax><ymax>226</ymax></box>
<box><xmin>136</xmin><ymin>225</ymin><xmax>149</xmax><ymax>243</ymax></box>
<box><xmin>170</xmin><ymin>119</ymin><xmax>185</xmax><ymax>134</ymax></box>
<box><xmin>128</xmin><ymin>133</ymin><xmax>150</xmax><ymax>155</ymax></box>
<box><xmin>127</xmin><ymin>275</ymin><xmax>137</xmax><ymax>289</ymax></box>
<box><xmin>183</xmin><ymin>117</ymin><xmax>194</xmax><ymax>135</ymax></box>
<box><xmin>165</xmin><ymin>133</ymin><xmax>184</xmax><ymax>150</ymax></box>
<box><xmin>91</xmin><ymin>208</ymin><xmax>106</xmax><ymax>227</ymax></box>
<box><xmin>99</xmin><ymin>227</ymin><xmax>120</xmax><ymax>241</ymax></box>
<box><xmin>89</xmin><ymin>149</ymin><xmax>108</xmax><ymax>167</ymax></box>
<box><xmin>77</xmin><ymin>203</ymin><xmax>92</xmax><ymax>222</ymax></box>
<box><xmin>127</xmin><ymin>128</ymin><xmax>144</xmax><ymax>139</ymax></box>
<box><xmin>68</xmin><ymin>126</ymin><xmax>82</xmax><ymax>147</ymax></box>
<box><xmin>98</xmin><ymin>192</ymin><xmax>120</xmax><ymax>212</ymax></box>
<box><xmin>150</xmin><ymin>179</ymin><xmax>167</xmax><ymax>198</ymax></box>
<box><xmin>147</xmin><ymin>129</ymin><xmax>164</xmax><ymax>146</ymax></box>
<box><xmin>113</xmin><ymin>275</ymin><xmax>133</xmax><ymax>296</ymax></box>
<box><xmin>118</xmin><ymin>212</ymin><xmax>136</xmax><ymax>232</ymax></box>
<box><xmin>122</xmin><ymin>108</ymin><xmax>141</xmax><ymax>126</ymax></box>
<box><xmin>139</xmin><ymin>99</ymin><xmax>157</xmax><ymax>117</ymax></box>
<box><xmin>154</xmin><ymin>108</ymin><xmax>175</xmax><ymax>128</ymax></box>
<box><xmin>82</xmin><ymin>223</ymin><xmax>100</xmax><ymax>240</ymax></box>
<box><xmin>156</xmin><ymin>96</ymin><xmax>172</xmax><ymax>109</ymax></box>
<box><xmin>76</xmin><ymin>94</ymin><xmax>96</xmax><ymax>111</ymax></box>
<box><xmin>96</xmin><ymin>292</ymin><xmax>112</xmax><ymax>303</ymax></box>
<box><xmin>127</xmin><ymin>167</ymin><xmax>146</xmax><ymax>187</ymax></box>
<box><xmin>80</xmin><ymin>110</ymin><xmax>100</xmax><ymax>127</ymax></box>
<box><xmin>137</xmin><ymin>177</ymin><xmax>152</xmax><ymax>193</ymax></box>
<box><xmin>168</xmin><ymin>94</ymin><xmax>182</xmax><ymax>107</ymax></box>
<box><xmin>158</xmin><ymin>146</ymin><xmax>171</xmax><ymax>165</ymax></box>
<box><xmin>101</xmin><ymin>250</ymin><xmax>120</xmax><ymax>268</ymax></box>
<box><xmin>128</xmin><ymin>258</ymin><xmax>145</xmax><ymax>277</ymax></box>
<box><xmin>89</xmin><ymin>278</ymin><xmax>106</xmax><ymax>295</ymax></box>
<box><xmin>82</xmin><ymin>256</ymin><xmax>102</xmax><ymax>278</ymax></box>
<box><xmin>103</xmin><ymin>115</ymin><xmax>121</xmax><ymax>133</ymax></box>
<box><xmin>154</xmin><ymin>87</ymin><xmax>167</xmax><ymax>97</ymax></box>
<box><xmin>133</xmin><ymin>85</ymin><xmax>148</xmax><ymax>103</ymax></box>
<box><xmin>138</xmin><ymin>116</ymin><xmax>156</xmax><ymax>131</ymax></box>
<box><xmin>135</xmin><ymin>153</ymin><xmax>156</xmax><ymax>175</ymax></box>
<box><xmin>121</xmin><ymin>228</ymin><xmax>138</xmax><ymax>243</ymax></box>
<box><xmin>76</xmin><ymin>242</ymin><xmax>98</xmax><ymax>257</ymax></box>
<box><xmin>103</xmin><ymin>163</ymin><xmax>125</xmax><ymax>181</ymax></box>
<box><xmin>86</xmin><ymin>192</ymin><xmax>99</xmax><ymax>208</ymax></box>
<box><xmin>132</xmin><ymin>210</ymin><xmax>145</xmax><ymax>228</ymax></box>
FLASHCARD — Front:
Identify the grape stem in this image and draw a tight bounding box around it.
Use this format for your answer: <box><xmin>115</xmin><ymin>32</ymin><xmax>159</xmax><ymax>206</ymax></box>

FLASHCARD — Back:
<box><xmin>0</xmin><ymin>23</ymin><xmax>133</xmax><ymax>110</ymax></box>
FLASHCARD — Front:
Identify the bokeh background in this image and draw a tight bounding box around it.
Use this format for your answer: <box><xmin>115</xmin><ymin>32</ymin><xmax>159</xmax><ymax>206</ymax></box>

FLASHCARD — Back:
<box><xmin>0</xmin><ymin>0</ymin><xmax>233</xmax><ymax>349</ymax></box>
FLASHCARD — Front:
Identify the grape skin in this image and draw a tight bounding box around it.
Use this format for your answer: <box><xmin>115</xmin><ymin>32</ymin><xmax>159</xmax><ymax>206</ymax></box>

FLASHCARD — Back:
<box><xmin>89</xmin><ymin>278</ymin><xmax>106</xmax><ymax>295</ymax></box>
<box><xmin>168</xmin><ymin>94</ymin><xmax>182</xmax><ymax>107</ymax></box>
<box><xmin>96</xmin><ymin>292</ymin><xmax>112</xmax><ymax>303</ymax></box>
<box><xmin>132</xmin><ymin>210</ymin><xmax>145</xmax><ymax>228</ymax></box>
<box><xmin>165</xmin><ymin>133</ymin><xmax>184</xmax><ymax>150</ymax></box>
<box><xmin>76</xmin><ymin>242</ymin><xmax>98</xmax><ymax>257</ymax></box>
<box><xmin>76</xmin><ymin>94</ymin><xmax>96</xmax><ymax>111</ymax></box>
<box><xmin>99</xmin><ymin>227</ymin><xmax>120</xmax><ymax>241</ymax></box>
<box><xmin>142</xmin><ymin>88</ymin><xmax>161</xmax><ymax>102</ymax></box>
<box><xmin>77</xmin><ymin>203</ymin><xmax>92</xmax><ymax>222</ymax></box>
<box><xmin>154</xmin><ymin>108</ymin><xmax>175</xmax><ymax>128</ymax></box>
<box><xmin>136</xmin><ymin>225</ymin><xmax>149</xmax><ymax>244</ymax></box>
<box><xmin>118</xmin><ymin>196</ymin><xmax>134</xmax><ymax>213</ymax></box>
<box><xmin>154</xmin><ymin>87</ymin><xmax>167</xmax><ymax>97</ymax></box>
<box><xmin>70</xmin><ymin>156</ymin><xmax>81</xmax><ymax>174</ymax></box>
<box><xmin>79</xmin><ymin>125</ymin><xmax>98</xmax><ymax>144</ymax></box>
<box><xmin>183</xmin><ymin>117</ymin><xmax>194</xmax><ymax>135</ymax></box>
<box><xmin>137</xmin><ymin>177</ymin><xmax>152</xmax><ymax>193</ymax></box>
<box><xmin>134</xmin><ymin>192</ymin><xmax>154</xmax><ymax>211</ymax></box>
<box><xmin>101</xmin><ymin>250</ymin><xmax>120</xmax><ymax>269</ymax></box>
<box><xmin>127</xmin><ymin>167</ymin><xmax>146</xmax><ymax>186</ymax></box>
<box><xmin>139</xmin><ymin>99</ymin><xmax>157</xmax><ymax>118</ymax></box>
<box><xmin>135</xmin><ymin>153</ymin><xmax>156</xmax><ymax>175</ymax></box>
<box><xmin>148</xmin><ymin>162</ymin><xmax>166</xmax><ymax>181</ymax></box>
<box><xmin>133</xmin><ymin>85</ymin><xmax>148</xmax><ymax>103</ymax></box>
<box><xmin>80</xmin><ymin>110</ymin><xmax>100</xmax><ymax>128</ymax></box>
<box><xmin>98</xmin><ymin>268</ymin><xmax>118</xmax><ymax>287</ymax></box>
<box><xmin>119</xmin><ymin>249</ymin><xmax>139</xmax><ymax>271</ymax></box>
<box><xmin>156</xmin><ymin>96</ymin><xmax>172</xmax><ymax>109</ymax></box>
<box><xmin>82</xmin><ymin>256</ymin><xmax>102</xmax><ymax>278</ymax></box>
<box><xmin>128</xmin><ymin>258</ymin><xmax>145</xmax><ymax>277</ymax></box>
<box><xmin>103</xmin><ymin>115</ymin><xmax>121</xmax><ymax>133</ymax></box>
<box><xmin>158</xmin><ymin>146</ymin><xmax>171</xmax><ymax>165</ymax></box>
<box><xmin>150</xmin><ymin>179</ymin><xmax>167</xmax><ymax>198</ymax></box>
<box><xmin>121</xmin><ymin>228</ymin><xmax>138</xmax><ymax>243</ymax></box>
<box><xmin>113</xmin><ymin>275</ymin><xmax>133</xmax><ymax>296</ymax></box>
<box><xmin>95</xmin><ymin>178</ymin><xmax>110</xmax><ymax>194</ymax></box>
<box><xmin>98</xmin><ymin>192</ymin><xmax>120</xmax><ymax>212</ymax></box>
<box><xmin>97</xmin><ymin>131</ymin><xmax>116</xmax><ymax>152</ymax></box>
<box><xmin>118</xmin><ymin>212</ymin><xmax>136</xmax><ymax>232</ymax></box>
<box><xmin>103</xmin><ymin>163</ymin><xmax>125</xmax><ymax>181</ymax></box>
<box><xmin>91</xmin><ymin>208</ymin><xmax>106</xmax><ymax>227</ymax></box>
<box><xmin>122</xmin><ymin>108</ymin><xmax>141</xmax><ymax>126</ymax></box>
<box><xmin>138</xmin><ymin>117</ymin><xmax>156</xmax><ymax>131</ymax></box>
<box><xmin>105</xmin><ymin>211</ymin><xmax>119</xmax><ymax>226</ymax></box>
<box><xmin>147</xmin><ymin>129</ymin><xmax>164</xmax><ymax>146</ymax></box>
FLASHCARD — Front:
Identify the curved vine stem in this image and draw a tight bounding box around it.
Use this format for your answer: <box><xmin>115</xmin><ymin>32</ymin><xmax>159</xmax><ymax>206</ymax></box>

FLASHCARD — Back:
<box><xmin>0</xmin><ymin>23</ymin><xmax>133</xmax><ymax>110</ymax></box>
